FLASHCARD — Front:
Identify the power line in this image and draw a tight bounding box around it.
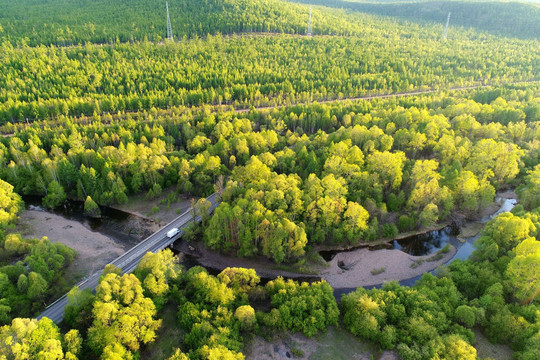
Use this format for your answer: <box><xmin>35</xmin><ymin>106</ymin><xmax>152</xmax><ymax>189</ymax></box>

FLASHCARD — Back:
<box><xmin>307</xmin><ymin>6</ymin><xmax>312</xmax><ymax>37</ymax></box>
<box><xmin>166</xmin><ymin>1</ymin><xmax>173</xmax><ymax>41</ymax></box>
<box><xmin>443</xmin><ymin>12</ymin><xmax>451</xmax><ymax>40</ymax></box>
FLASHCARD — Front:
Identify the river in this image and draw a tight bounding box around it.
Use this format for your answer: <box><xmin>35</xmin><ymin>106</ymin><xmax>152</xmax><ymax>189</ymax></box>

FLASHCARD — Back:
<box><xmin>21</xmin><ymin>195</ymin><xmax>517</xmax><ymax>295</ymax></box>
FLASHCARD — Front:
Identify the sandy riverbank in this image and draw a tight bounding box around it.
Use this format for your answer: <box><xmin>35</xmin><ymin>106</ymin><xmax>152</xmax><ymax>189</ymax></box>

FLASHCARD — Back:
<box><xmin>180</xmin><ymin>239</ymin><xmax>456</xmax><ymax>289</ymax></box>
<box><xmin>321</xmin><ymin>245</ymin><xmax>456</xmax><ymax>289</ymax></box>
<box><xmin>15</xmin><ymin>210</ymin><xmax>125</xmax><ymax>279</ymax></box>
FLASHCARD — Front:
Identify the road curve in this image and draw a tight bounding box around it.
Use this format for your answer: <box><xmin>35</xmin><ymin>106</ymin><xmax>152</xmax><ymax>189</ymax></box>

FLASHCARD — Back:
<box><xmin>37</xmin><ymin>193</ymin><xmax>219</xmax><ymax>323</ymax></box>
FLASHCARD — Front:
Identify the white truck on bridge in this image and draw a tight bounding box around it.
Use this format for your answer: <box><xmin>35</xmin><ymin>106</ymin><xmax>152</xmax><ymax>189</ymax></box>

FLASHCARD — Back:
<box><xmin>167</xmin><ymin>228</ymin><xmax>179</xmax><ymax>238</ymax></box>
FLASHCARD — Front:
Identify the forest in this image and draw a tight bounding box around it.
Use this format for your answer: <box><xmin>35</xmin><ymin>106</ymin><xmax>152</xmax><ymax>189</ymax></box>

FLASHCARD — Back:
<box><xmin>1</xmin><ymin>86</ymin><xmax>538</xmax><ymax>262</ymax></box>
<box><xmin>0</xmin><ymin>0</ymin><xmax>539</xmax><ymax>359</ymax></box>
<box><xmin>0</xmin><ymin>1</ymin><xmax>539</xmax><ymax>123</ymax></box>
<box><xmin>291</xmin><ymin>0</ymin><xmax>540</xmax><ymax>40</ymax></box>
<box><xmin>0</xmin><ymin>0</ymin><xmax>387</xmax><ymax>46</ymax></box>
<box><xmin>1</xmin><ymin>83</ymin><xmax>539</xmax><ymax>359</ymax></box>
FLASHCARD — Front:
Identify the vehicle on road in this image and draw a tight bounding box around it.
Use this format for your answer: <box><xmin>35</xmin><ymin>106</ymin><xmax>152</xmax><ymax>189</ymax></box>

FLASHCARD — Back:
<box><xmin>167</xmin><ymin>228</ymin><xmax>180</xmax><ymax>238</ymax></box>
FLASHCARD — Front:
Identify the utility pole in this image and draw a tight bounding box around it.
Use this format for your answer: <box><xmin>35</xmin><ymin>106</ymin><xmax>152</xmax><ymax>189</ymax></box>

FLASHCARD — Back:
<box><xmin>307</xmin><ymin>6</ymin><xmax>312</xmax><ymax>37</ymax></box>
<box><xmin>443</xmin><ymin>12</ymin><xmax>451</xmax><ymax>40</ymax></box>
<box><xmin>166</xmin><ymin>1</ymin><xmax>173</xmax><ymax>41</ymax></box>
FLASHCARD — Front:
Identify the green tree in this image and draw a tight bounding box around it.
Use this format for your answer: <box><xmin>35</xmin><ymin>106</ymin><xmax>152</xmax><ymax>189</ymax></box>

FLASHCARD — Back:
<box><xmin>217</xmin><ymin>267</ymin><xmax>260</xmax><ymax>294</ymax></box>
<box><xmin>454</xmin><ymin>305</ymin><xmax>476</xmax><ymax>328</ymax></box>
<box><xmin>519</xmin><ymin>165</ymin><xmax>540</xmax><ymax>210</ymax></box>
<box><xmin>506</xmin><ymin>237</ymin><xmax>540</xmax><ymax>304</ymax></box>
<box><xmin>235</xmin><ymin>305</ymin><xmax>256</xmax><ymax>331</ymax></box>
<box><xmin>64</xmin><ymin>287</ymin><xmax>96</xmax><ymax>332</ymax></box>
<box><xmin>0</xmin><ymin>318</ymin><xmax>70</xmax><ymax>359</ymax></box>
<box><xmin>88</xmin><ymin>273</ymin><xmax>161</xmax><ymax>357</ymax></box>
<box><xmin>84</xmin><ymin>196</ymin><xmax>101</xmax><ymax>218</ymax></box>
<box><xmin>42</xmin><ymin>181</ymin><xmax>67</xmax><ymax>209</ymax></box>
<box><xmin>134</xmin><ymin>249</ymin><xmax>181</xmax><ymax>309</ymax></box>
<box><xmin>0</xmin><ymin>179</ymin><xmax>23</xmax><ymax>229</ymax></box>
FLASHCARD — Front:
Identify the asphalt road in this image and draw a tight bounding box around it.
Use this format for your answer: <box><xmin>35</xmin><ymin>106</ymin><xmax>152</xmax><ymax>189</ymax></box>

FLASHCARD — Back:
<box><xmin>37</xmin><ymin>193</ymin><xmax>219</xmax><ymax>323</ymax></box>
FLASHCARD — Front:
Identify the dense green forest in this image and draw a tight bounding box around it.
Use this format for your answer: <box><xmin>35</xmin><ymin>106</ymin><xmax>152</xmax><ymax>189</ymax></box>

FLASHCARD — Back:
<box><xmin>1</xmin><ymin>0</ymin><xmax>539</xmax><ymax>359</ymax></box>
<box><xmin>0</xmin><ymin>179</ymin><xmax>76</xmax><ymax>323</ymax></box>
<box><xmin>1</xmin><ymin>32</ymin><xmax>538</xmax><ymax>123</ymax></box>
<box><xmin>0</xmin><ymin>0</ymin><xmax>374</xmax><ymax>46</ymax></box>
<box><xmin>0</xmin><ymin>1</ymin><xmax>538</xmax><ymax>124</ymax></box>
<box><xmin>1</xmin><ymin>85</ymin><xmax>538</xmax><ymax>262</ymax></box>
<box><xmin>1</xmin><ymin>203</ymin><xmax>539</xmax><ymax>359</ymax></box>
<box><xmin>2</xmin><ymin>0</ymin><xmax>538</xmax><ymax>45</ymax></box>
<box><xmin>292</xmin><ymin>0</ymin><xmax>540</xmax><ymax>40</ymax></box>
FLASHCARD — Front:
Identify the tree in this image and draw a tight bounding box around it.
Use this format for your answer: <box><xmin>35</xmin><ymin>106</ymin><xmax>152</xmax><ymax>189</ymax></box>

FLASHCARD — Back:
<box><xmin>419</xmin><ymin>203</ymin><xmax>439</xmax><ymax>228</ymax></box>
<box><xmin>506</xmin><ymin>237</ymin><xmax>540</xmax><ymax>304</ymax></box>
<box><xmin>342</xmin><ymin>291</ymin><xmax>385</xmax><ymax>341</ymax></box>
<box><xmin>475</xmin><ymin>212</ymin><xmax>535</xmax><ymax>259</ymax></box>
<box><xmin>64</xmin><ymin>287</ymin><xmax>95</xmax><ymax>331</ymax></box>
<box><xmin>168</xmin><ymin>349</ymin><xmax>189</xmax><ymax>360</ymax></box>
<box><xmin>235</xmin><ymin>305</ymin><xmax>256</xmax><ymax>331</ymax></box>
<box><xmin>88</xmin><ymin>273</ymin><xmax>161</xmax><ymax>356</ymax></box>
<box><xmin>0</xmin><ymin>318</ymin><xmax>72</xmax><ymax>360</ymax></box>
<box><xmin>366</xmin><ymin>151</ymin><xmax>406</xmax><ymax>198</ymax></box>
<box><xmin>134</xmin><ymin>249</ymin><xmax>181</xmax><ymax>309</ymax></box>
<box><xmin>217</xmin><ymin>267</ymin><xmax>260</xmax><ymax>294</ymax></box>
<box><xmin>442</xmin><ymin>334</ymin><xmax>477</xmax><ymax>360</ymax></box>
<box><xmin>0</xmin><ymin>179</ymin><xmax>22</xmax><ymax>229</ymax></box>
<box><xmin>264</xmin><ymin>278</ymin><xmax>339</xmax><ymax>337</ymax></box>
<box><xmin>200</xmin><ymin>345</ymin><xmax>245</xmax><ymax>360</ymax></box>
<box><xmin>454</xmin><ymin>305</ymin><xmax>476</xmax><ymax>328</ymax></box>
<box><xmin>27</xmin><ymin>271</ymin><xmax>48</xmax><ymax>301</ymax></box>
<box><xmin>42</xmin><ymin>181</ymin><xmax>67</xmax><ymax>209</ymax></box>
<box><xmin>84</xmin><ymin>196</ymin><xmax>101</xmax><ymax>218</ymax></box>
<box><xmin>342</xmin><ymin>201</ymin><xmax>370</xmax><ymax>239</ymax></box>
<box><xmin>465</xmin><ymin>139</ymin><xmax>522</xmax><ymax>187</ymax></box>
<box><xmin>519</xmin><ymin>165</ymin><xmax>540</xmax><ymax>210</ymax></box>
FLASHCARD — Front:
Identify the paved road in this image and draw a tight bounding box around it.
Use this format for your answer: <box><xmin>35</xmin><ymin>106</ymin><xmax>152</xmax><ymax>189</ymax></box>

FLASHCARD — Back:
<box><xmin>37</xmin><ymin>193</ymin><xmax>219</xmax><ymax>323</ymax></box>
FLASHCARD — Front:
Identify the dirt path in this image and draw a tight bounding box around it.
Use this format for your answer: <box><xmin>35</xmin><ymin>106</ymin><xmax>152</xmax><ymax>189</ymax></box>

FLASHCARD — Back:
<box><xmin>15</xmin><ymin>210</ymin><xmax>125</xmax><ymax>279</ymax></box>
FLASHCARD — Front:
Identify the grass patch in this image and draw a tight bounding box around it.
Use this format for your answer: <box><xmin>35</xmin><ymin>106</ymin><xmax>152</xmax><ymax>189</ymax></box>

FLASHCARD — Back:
<box><xmin>308</xmin><ymin>326</ymin><xmax>378</xmax><ymax>360</ymax></box>
<box><xmin>410</xmin><ymin>259</ymin><xmax>424</xmax><ymax>269</ymax></box>
<box><xmin>273</xmin><ymin>258</ymin><xmax>320</xmax><ymax>275</ymax></box>
<box><xmin>473</xmin><ymin>328</ymin><xmax>514</xmax><ymax>360</ymax></box>
<box><xmin>306</xmin><ymin>249</ymin><xmax>328</xmax><ymax>267</ymax></box>
<box><xmin>427</xmin><ymin>244</ymin><xmax>451</xmax><ymax>262</ymax></box>
<box><xmin>427</xmin><ymin>253</ymin><xmax>444</xmax><ymax>262</ymax></box>
<box><xmin>370</xmin><ymin>267</ymin><xmax>386</xmax><ymax>275</ymax></box>
<box><xmin>439</xmin><ymin>244</ymin><xmax>451</xmax><ymax>254</ymax></box>
<box><xmin>140</xmin><ymin>301</ymin><xmax>183</xmax><ymax>360</ymax></box>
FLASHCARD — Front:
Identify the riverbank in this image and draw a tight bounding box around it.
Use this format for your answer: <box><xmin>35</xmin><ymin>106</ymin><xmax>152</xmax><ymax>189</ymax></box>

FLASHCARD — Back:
<box><xmin>15</xmin><ymin>210</ymin><xmax>125</xmax><ymax>280</ymax></box>
<box><xmin>178</xmin><ymin>239</ymin><xmax>456</xmax><ymax>290</ymax></box>
<box><xmin>321</xmin><ymin>245</ymin><xmax>456</xmax><ymax>289</ymax></box>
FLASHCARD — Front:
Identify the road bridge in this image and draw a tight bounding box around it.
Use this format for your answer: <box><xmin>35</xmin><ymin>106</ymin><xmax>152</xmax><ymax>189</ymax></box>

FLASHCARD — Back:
<box><xmin>37</xmin><ymin>193</ymin><xmax>219</xmax><ymax>323</ymax></box>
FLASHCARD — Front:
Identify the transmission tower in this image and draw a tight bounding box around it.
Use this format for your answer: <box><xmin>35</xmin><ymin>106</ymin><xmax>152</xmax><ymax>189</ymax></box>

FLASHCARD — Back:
<box><xmin>166</xmin><ymin>1</ymin><xmax>173</xmax><ymax>41</ymax></box>
<box><xmin>443</xmin><ymin>12</ymin><xmax>451</xmax><ymax>40</ymax></box>
<box><xmin>307</xmin><ymin>6</ymin><xmax>312</xmax><ymax>37</ymax></box>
